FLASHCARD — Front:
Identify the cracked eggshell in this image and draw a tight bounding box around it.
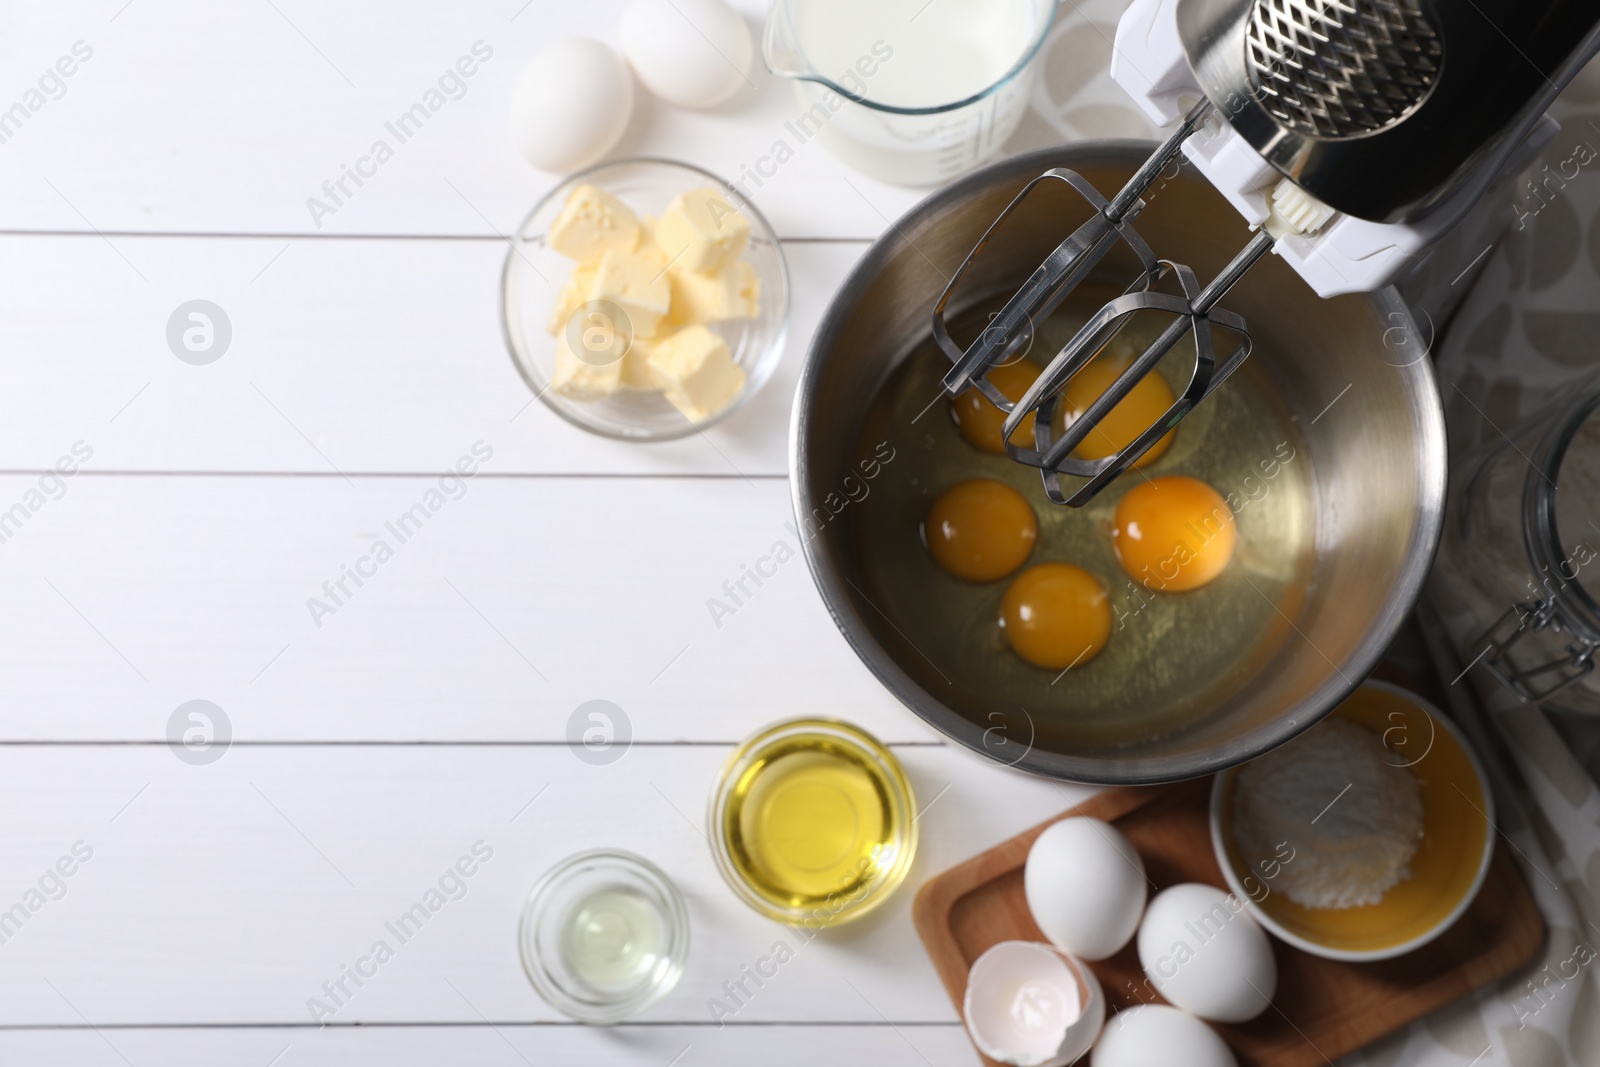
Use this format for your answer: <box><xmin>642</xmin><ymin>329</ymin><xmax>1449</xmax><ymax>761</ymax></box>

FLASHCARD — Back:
<box><xmin>963</xmin><ymin>941</ymin><xmax>1105</xmax><ymax>1067</ymax></box>
<box><xmin>1090</xmin><ymin>1005</ymin><xmax>1237</xmax><ymax>1067</ymax></box>
<box><xmin>1024</xmin><ymin>817</ymin><xmax>1147</xmax><ymax>961</ymax></box>
<box><xmin>513</xmin><ymin>39</ymin><xmax>634</xmax><ymax>172</ymax></box>
<box><xmin>1136</xmin><ymin>883</ymin><xmax>1276</xmax><ymax>1023</ymax></box>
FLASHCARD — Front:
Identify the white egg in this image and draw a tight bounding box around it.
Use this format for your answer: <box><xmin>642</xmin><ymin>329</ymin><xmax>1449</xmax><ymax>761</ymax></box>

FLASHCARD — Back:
<box><xmin>1090</xmin><ymin>1005</ymin><xmax>1237</xmax><ymax>1067</ymax></box>
<box><xmin>1024</xmin><ymin>818</ymin><xmax>1147</xmax><ymax>961</ymax></box>
<box><xmin>619</xmin><ymin>0</ymin><xmax>753</xmax><ymax>109</ymax></box>
<box><xmin>512</xmin><ymin>39</ymin><xmax>633</xmax><ymax>172</ymax></box>
<box><xmin>963</xmin><ymin>941</ymin><xmax>1105</xmax><ymax>1067</ymax></box>
<box><xmin>1136</xmin><ymin>883</ymin><xmax>1276</xmax><ymax>1023</ymax></box>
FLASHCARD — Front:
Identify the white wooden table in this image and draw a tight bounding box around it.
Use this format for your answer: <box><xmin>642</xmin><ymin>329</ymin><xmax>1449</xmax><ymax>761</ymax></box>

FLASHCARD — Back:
<box><xmin>0</xmin><ymin>1</ymin><xmax>1119</xmax><ymax>1063</ymax></box>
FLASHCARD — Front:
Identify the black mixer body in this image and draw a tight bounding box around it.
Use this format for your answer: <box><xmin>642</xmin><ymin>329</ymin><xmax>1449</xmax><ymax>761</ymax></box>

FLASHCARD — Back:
<box><xmin>1179</xmin><ymin>0</ymin><xmax>1600</xmax><ymax>224</ymax></box>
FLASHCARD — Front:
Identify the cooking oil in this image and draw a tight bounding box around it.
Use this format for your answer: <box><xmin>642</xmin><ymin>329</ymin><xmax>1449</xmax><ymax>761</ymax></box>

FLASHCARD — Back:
<box><xmin>720</xmin><ymin>734</ymin><xmax>903</xmax><ymax>913</ymax></box>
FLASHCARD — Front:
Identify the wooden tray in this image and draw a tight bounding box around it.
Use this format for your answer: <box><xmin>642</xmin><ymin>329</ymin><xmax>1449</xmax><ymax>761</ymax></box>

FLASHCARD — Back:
<box><xmin>913</xmin><ymin>777</ymin><xmax>1545</xmax><ymax>1067</ymax></box>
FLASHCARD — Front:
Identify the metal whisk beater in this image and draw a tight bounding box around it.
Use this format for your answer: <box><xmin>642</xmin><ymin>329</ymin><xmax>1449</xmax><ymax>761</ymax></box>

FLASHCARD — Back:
<box><xmin>931</xmin><ymin>101</ymin><xmax>1276</xmax><ymax>507</ymax></box>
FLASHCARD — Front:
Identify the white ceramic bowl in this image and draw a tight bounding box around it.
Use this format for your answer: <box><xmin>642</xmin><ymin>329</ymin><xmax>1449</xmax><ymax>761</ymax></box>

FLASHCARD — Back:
<box><xmin>1209</xmin><ymin>680</ymin><xmax>1495</xmax><ymax>962</ymax></box>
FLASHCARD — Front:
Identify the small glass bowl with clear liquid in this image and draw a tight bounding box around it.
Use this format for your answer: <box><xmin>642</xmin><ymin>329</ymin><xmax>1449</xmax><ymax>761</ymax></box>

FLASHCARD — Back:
<box><xmin>519</xmin><ymin>849</ymin><xmax>689</xmax><ymax>1024</ymax></box>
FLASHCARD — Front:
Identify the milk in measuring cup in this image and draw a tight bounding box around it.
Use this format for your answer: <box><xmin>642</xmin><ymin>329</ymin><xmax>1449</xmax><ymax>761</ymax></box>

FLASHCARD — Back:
<box><xmin>769</xmin><ymin>0</ymin><xmax>1052</xmax><ymax>184</ymax></box>
<box><xmin>793</xmin><ymin>0</ymin><xmax>1040</xmax><ymax>108</ymax></box>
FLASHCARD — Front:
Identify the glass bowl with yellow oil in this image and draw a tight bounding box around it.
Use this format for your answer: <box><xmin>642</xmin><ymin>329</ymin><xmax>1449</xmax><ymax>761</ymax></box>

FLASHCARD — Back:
<box><xmin>708</xmin><ymin>718</ymin><xmax>917</xmax><ymax>927</ymax></box>
<box><xmin>519</xmin><ymin>849</ymin><xmax>689</xmax><ymax>1024</ymax></box>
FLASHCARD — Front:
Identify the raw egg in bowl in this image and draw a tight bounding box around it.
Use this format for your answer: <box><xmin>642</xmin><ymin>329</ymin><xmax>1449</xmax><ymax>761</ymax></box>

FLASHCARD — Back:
<box><xmin>790</xmin><ymin>142</ymin><xmax>1446</xmax><ymax>783</ymax></box>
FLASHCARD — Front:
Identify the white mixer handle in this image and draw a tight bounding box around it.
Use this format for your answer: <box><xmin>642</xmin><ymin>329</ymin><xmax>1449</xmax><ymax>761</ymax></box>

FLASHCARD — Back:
<box><xmin>1111</xmin><ymin>0</ymin><xmax>1600</xmax><ymax>297</ymax></box>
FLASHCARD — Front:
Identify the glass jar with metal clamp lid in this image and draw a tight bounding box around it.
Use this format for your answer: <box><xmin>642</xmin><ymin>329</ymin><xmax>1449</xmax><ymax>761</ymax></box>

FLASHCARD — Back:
<box><xmin>1441</xmin><ymin>379</ymin><xmax>1600</xmax><ymax>713</ymax></box>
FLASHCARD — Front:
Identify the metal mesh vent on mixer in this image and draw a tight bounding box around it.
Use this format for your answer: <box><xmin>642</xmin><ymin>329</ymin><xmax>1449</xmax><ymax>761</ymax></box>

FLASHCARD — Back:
<box><xmin>1244</xmin><ymin>0</ymin><xmax>1442</xmax><ymax>138</ymax></box>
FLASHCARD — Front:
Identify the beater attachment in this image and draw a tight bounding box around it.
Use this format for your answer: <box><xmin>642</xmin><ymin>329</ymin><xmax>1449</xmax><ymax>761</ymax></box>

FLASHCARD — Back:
<box><xmin>931</xmin><ymin>101</ymin><xmax>1273</xmax><ymax>507</ymax></box>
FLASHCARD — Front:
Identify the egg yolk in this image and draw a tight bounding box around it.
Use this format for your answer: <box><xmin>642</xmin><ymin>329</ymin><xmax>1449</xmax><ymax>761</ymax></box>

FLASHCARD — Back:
<box><xmin>951</xmin><ymin>359</ymin><xmax>1042</xmax><ymax>454</ymax></box>
<box><xmin>1000</xmin><ymin>563</ymin><xmax>1112</xmax><ymax>670</ymax></box>
<box><xmin>1060</xmin><ymin>355</ymin><xmax>1177</xmax><ymax>467</ymax></box>
<box><xmin>924</xmin><ymin>479</ymin><xmax>1037</xmax><ymax>582</ymax></box>
<box><xmin>1111</xmin><ymin>476</ymin><xmax>1237</xmax><ymax>592</ymax></box>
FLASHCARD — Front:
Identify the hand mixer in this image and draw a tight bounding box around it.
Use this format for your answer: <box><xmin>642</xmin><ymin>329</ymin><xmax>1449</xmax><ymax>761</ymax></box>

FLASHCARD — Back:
<box><xmin>935</xmin><ymin>0</ymin><xmax>1600</xmax><ymax>506</ymax></box>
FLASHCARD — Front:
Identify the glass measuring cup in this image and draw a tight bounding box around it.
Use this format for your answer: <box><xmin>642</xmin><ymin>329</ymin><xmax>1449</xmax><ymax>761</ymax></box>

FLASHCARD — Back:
<box><xmin>761</xmin><ymin>0</ymin><xmax>1055</xmax><ymax>185</ymax></box>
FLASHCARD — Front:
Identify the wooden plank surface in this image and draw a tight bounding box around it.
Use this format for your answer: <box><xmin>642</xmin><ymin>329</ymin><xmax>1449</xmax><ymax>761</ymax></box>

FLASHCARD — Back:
<box><xmin>0</xmin><ymin>1024</ymin><xmax>974</xmax><ymax>1067</ymax></box>
<box><xmin>0</xmin><ymin>0</ymin><xmax>1227</xmax><ymax>1062</ymax></box>
<box><xmin>0</xmin><ymin>0</ymin><xmax>929</xmax><ymax>240</ymax></box>
<box><xmin>0</xmin><ymin>473</ymin><xmax>958</xmax><ymax>742</ymax></box>
<box><xmin>0</xmin><ymin>235</ymin><xmax>862</xmax><ymax>476</ymax></box>
<box><xmin>0</xmin><ymin>743</ymin><xmax>1090</xmax><ymax>1026</ymax></box>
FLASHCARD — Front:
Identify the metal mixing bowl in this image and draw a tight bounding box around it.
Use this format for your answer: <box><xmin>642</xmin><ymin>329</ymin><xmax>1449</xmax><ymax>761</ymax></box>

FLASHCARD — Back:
<box><xmin>790</xmin><ymin>142</ymin><xmax>1447</xmax><ymax>784</ymax></box>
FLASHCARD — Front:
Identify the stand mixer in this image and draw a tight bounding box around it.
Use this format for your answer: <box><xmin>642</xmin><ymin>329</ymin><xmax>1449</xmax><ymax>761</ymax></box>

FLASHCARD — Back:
<box><xmin>935</xmin><ymin>0</ymin><xmax>1600</xmax><ymax>506</ymax></box>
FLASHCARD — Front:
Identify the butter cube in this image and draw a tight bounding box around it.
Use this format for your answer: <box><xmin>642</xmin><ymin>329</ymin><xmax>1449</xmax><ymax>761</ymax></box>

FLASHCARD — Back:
<box><xmin>668</xmin><ymin>260</ymin><xmax>759</xmax><ymax>323</ymax></box>
<box><xmin>648</xmin><ymin>324</ymin><xmax>746</xmax><ymax>422</ymax></box>
<box><xmin>549</xmin><ymin>183</ymin><xmax>639</xmax><ymax>261</ymax></box>
<box><xmin>630</xmin><ymin>217</ymin><xmax>672</xmax><ymax>281</ymax></box>
<box><xmin>589</xmin><ymin>246</ymin><xmax>671</xmax><ymax>338</ymax></box>
<box><xmin>620</xmin><ymin>334</ymin><xmax>656</xmax><ymax>391</ymax></box>
<box><xmin>551</xmin><ymin>336</ymin><xmax>622</xmax><ymax>400</ymax></box>
<box><xmin>636</xmin><ymin>216</ymin><xmax>660</xmax><ymax>254</ymax></box>
<box><xmin>654</xmin><ymin>187</ymin><xmax>750</xmax><ymax>274</ymax></box>
<box><xmin>545</xmin><ymin>261</ymin><xmax>599</xmax><ymax>336</ymax></box>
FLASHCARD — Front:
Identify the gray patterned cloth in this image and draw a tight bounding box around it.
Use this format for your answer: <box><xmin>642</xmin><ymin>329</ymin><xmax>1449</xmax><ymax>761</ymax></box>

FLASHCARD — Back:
<box><xmin>1010</xmin><ymin>5</ymin><xmax>1600</xmax><ymax>1064</ymax></box>
<box><xmin>1412</xmin><ymin>55</ymin><xmax>1600</xmax><ymax>1065</ymax></box>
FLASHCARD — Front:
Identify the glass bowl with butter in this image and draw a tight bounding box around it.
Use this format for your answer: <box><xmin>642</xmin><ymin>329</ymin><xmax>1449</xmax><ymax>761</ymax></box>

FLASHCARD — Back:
<box><xmin>502</xmin><ymin>158</ymin><xmax>790</xmax><ymax>441</ymax></box>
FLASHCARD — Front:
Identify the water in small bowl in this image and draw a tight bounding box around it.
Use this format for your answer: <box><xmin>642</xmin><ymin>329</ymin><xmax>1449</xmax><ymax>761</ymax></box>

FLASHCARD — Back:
<box><xmin>519</xmin><ymin>849</ymin><xmax>689</xmax><ymax>1024</ymax></box>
